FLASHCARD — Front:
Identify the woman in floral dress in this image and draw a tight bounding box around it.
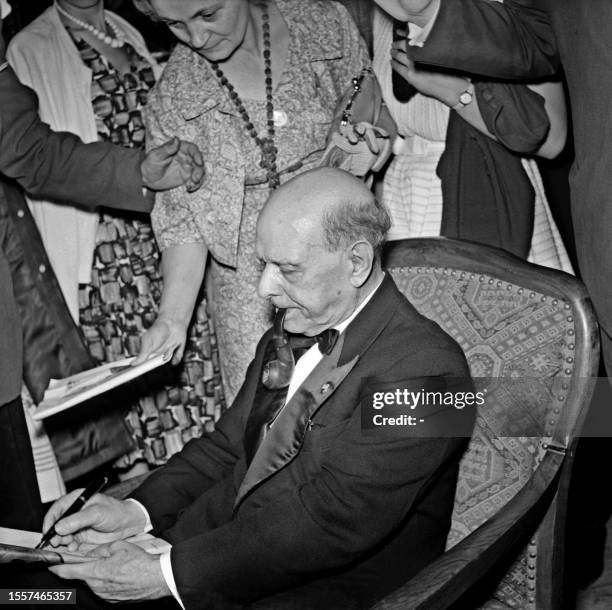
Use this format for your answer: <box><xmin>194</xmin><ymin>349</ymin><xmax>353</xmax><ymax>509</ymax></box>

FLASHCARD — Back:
<box><xmin>134</xmin><ymin>0</ymin><xmax>371</xmax><ymax>402</ymax></box>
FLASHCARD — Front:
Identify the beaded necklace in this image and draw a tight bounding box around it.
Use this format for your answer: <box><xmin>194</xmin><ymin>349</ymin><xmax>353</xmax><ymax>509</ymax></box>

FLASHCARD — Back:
<box><xmin>56</xmin><ymin>2</ymin><xmax>125</xmax><ymax>49</ymax></box>
<box><xmin>210</xmin><ymin>1</ymin><xmax>280</xmax><ymax>189</ymax></box>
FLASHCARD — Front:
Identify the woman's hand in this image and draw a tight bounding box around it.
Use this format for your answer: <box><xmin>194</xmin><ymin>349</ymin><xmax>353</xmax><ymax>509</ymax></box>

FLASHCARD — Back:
<box><xmin>134</xmin><ymin>243</ymin><xmax>207</xmax><ymax>366</ymax></box>
<box><xmin>134</xmin><ymin>316</ymin><xmax>187</xmax><ymax>366</ymax></box>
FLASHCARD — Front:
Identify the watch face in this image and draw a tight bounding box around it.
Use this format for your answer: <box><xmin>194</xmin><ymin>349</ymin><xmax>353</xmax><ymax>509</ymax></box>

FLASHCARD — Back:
<box><xmin>459</xmin><ymin>91</ymin><xmax>473</xmax><ymax>105</ymax></box>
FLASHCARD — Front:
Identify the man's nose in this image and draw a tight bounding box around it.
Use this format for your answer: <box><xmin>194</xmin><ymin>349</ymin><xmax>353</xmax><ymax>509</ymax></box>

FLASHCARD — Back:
<box><xmin>257</xmin><ymin>264</ymin><xmax>279</xmax><ymax>300</ymax></box>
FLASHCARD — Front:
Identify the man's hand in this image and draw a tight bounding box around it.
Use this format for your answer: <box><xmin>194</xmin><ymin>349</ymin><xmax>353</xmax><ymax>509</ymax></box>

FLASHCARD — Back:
<box><xmin>374</xmin><ymin>0</ymin><xmax>438</xmax><ymax>27</ymax></box>
<box><xmin>133</xmin><ymin>316</ymin><xmax>187</xmax><ymax>366</ymax></box>
<box><xmin>50</xmin><ymin>541</ymin><xmax>170</xmax><ymax>602</ymax></box>
<box><xmin>141</xmin><ymin>137</ymin><xmax>205</xmax><ymax>193</ymax></box>
<box><xmin>42</xmin><ymin>492</ymin><xmax>145</xmax><ymax>549</ymax></box>
<box><xmin>391</xmin><ymin>40</ymin><xmax>468</xmax><ymax>106</ymax></box>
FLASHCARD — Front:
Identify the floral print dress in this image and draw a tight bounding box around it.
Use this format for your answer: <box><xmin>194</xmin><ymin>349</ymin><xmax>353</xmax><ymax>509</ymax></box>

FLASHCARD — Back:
<box><xmin>147</xmin><ymin>0</ymin><xmax>370</xmax><ymax>402</ymax></box>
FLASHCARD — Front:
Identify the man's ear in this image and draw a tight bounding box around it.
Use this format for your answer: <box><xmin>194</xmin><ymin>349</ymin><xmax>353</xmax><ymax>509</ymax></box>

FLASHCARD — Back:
<box><xmin>348</xmin><ymin>240</ymin><xmax>374</xmax><ymax>287</ymax></box>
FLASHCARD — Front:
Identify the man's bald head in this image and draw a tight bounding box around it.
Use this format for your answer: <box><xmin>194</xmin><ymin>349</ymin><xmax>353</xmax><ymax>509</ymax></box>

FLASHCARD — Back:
<box><xmin>259</xmin><ymin>168</ymin><xmax>390</xmax><ymax>256</ymax></box>
<box><xmin>256</xmin><ymin>168</ymin><xmax>390</xmax><ymax>335</ymax></box>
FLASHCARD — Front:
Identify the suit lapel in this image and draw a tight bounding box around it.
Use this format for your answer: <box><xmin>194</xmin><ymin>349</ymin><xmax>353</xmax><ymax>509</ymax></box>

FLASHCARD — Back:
<box><xmin>234</xmin><ymin>332</ymin><xmax>358</xmax><ymax>510</ymax></box>
<box><xmin>234</xmin><ymin>275</ymin><xmax>402</xmax><ymax>510</ymax></box>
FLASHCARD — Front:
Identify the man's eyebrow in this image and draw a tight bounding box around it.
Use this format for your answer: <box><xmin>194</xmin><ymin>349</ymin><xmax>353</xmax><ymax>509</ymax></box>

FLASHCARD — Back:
<box><xmin>256</xmin><ymin>253</ymin><xmax>299</xmax><ymax>264</ymax></box>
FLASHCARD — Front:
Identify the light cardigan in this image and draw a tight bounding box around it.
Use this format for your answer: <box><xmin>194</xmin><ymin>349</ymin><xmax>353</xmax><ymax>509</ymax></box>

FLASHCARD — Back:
<box><xmin>7</xmin><ymin>5</ymin><xmax>160</xmax><ymax>320</ymax></box>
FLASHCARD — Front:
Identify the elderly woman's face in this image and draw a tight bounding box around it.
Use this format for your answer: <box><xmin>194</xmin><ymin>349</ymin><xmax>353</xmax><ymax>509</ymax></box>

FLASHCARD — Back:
<box><xmin>150</xmin><ymin>0</ymin><xmax>250</xmax><ymax>62</ymax></box>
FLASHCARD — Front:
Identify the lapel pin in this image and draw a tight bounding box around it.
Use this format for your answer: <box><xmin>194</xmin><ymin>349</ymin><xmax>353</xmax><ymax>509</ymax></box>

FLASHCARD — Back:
<box><xmin>320</xmin><ymin>381</ymin><xmax>334</xmax><ymax>395</ymax></box>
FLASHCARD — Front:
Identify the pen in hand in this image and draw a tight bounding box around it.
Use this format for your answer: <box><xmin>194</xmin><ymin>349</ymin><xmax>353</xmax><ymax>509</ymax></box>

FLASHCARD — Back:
<box><xmin>35</xmin><ymin>474</ymin><xmax>109</xmax><ymax>550</ymax></box>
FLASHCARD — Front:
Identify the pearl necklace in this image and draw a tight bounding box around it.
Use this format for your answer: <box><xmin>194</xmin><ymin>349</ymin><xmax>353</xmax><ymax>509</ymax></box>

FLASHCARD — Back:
<box><xmin>56</xmin><ymin>2</ymin><xmax>125</xmax><ymax>49</ymax></box>
<box><xmin>210</xmin><ymin>1</ymin><xmax>280</xmax><ymax>189</ymax></box>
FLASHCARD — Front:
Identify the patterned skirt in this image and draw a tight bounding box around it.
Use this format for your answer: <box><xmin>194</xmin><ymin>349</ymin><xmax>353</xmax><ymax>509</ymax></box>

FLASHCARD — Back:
<box><xmin>78</xmin><ymin>211</ymin><xmax>226</xmax><ymax>471</ymax></box>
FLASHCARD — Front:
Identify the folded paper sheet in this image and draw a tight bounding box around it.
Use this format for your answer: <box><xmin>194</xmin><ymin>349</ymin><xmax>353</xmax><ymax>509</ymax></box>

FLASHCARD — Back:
<box><xmin>0</xmin><ymin>527</ymin><xmax>171</xmax><ymax>565</ymax></box>
<box><xmin>34</xmin><ymin>353</ymin><xmax>171</xmax><ymax>420</ymax></box>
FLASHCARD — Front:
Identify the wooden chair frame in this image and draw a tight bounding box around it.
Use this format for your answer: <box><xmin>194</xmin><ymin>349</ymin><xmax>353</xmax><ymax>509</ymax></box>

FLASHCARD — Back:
<box><xmin>373</xmin><ymin>238</ymin><xmax>600</xmax><ymax>610</ymax></box>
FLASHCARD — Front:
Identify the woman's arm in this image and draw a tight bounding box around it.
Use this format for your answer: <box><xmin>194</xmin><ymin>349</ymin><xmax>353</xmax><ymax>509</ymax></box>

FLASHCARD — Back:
<box><xmin>135</xmin><ymin>243</ymin><xmax>207</xmax><ymax>365</ymax></box>
<box><xmin>390</xmin><ymin>43</ymin><xmax>567</xmax><ymax>159</ymax></box>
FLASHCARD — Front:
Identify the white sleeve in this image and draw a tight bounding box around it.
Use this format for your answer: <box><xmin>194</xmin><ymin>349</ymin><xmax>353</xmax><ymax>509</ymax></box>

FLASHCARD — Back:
<box><xmin>160</xmin><ymin>552</ymin><xmax>185</xmax><ymax>609</ymax></box>
<box><xmin>124</xmin><ymin>498</ymin><xmax>153</xmax><ymax>532</ymax></box>
<box><xmin>125</xmin><ymin>499</ymin><xmax>184</xmax><ymax>607</ymax></box>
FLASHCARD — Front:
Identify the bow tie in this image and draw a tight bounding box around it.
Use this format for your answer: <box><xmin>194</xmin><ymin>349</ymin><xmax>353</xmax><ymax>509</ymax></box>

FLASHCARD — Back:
<box><xmin>291</xmin><ymin>329</ymin><xmax>340</xmax><ymax>356</ymax></box>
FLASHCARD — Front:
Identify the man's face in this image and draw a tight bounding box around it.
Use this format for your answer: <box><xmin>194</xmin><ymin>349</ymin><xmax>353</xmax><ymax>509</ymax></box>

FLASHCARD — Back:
<box><xmin>150</xmin><ymin>0</ymin><xmax>250</xmax><ymax>62</ymax></box>
<box><xmin>256</xmin><ymin>214</ymin><xmax>356</xmax><ymax>336</ymax></box>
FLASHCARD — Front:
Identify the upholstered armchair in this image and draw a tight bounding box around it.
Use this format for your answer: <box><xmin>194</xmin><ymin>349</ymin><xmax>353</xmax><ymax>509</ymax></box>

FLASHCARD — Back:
<box><xmin>373</xmin><ymin>237</ymin><xmax>599</xmax><ymax>610</ymax></box>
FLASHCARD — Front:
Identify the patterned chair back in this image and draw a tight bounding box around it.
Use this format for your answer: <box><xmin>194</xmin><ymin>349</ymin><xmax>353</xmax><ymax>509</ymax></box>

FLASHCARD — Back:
<box><xmin>382</xmin><ymin>238</ymin><xmax>599</xmax><ymax>609</ymax></box>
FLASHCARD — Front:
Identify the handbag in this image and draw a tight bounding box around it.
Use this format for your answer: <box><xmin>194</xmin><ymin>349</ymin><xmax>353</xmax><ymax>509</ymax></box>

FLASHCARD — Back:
<box><xmin>320</xmin><ymin>68</ymin><xmax>397</xmax><ymax>178</ymax></box>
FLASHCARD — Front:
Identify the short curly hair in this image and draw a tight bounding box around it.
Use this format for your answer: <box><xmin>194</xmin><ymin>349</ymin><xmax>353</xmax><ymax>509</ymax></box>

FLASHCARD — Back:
<box><xmin>322</xmin><ymin>196</ymin><xmax>391</xmax><ymax>258</ymax></box>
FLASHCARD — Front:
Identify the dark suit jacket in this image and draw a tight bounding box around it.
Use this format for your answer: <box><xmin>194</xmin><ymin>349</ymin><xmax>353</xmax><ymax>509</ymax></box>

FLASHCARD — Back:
<box><xmin>132</xmin><ymin>275</ymin><xmax>473</xmax><ymax>609</ymax></box>
<box><xmin>0</xmin><ymin>63</ymin><xmax>152</xmax><ymax>403</ymax></box>
<box><xmin>0</xmin><ymin>66</ymin><xmax>149</xmax><ymax>212</ymax></box>
<box><xmin>409</xmin><ymin>0</ymin><xmax>612</xmax><ymax>356</ymax></box>
<box><xmin>0</xmin><ymin>65</ymin><xmax>149</xmax><ymax>471</ymax></box>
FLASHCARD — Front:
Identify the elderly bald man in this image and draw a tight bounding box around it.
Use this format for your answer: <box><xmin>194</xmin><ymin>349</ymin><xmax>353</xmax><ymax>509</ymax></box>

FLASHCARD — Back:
<box><xmin>44</xmin><ymin>168</ymin><xmax>473</xmax><ymax>609</ymax></box>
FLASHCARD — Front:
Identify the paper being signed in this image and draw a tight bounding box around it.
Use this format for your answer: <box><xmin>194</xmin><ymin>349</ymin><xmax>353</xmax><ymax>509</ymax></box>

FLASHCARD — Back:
<box><xmin>0</xmin><ymin>527</ymin><xmax>170</xmax><ymax>565</ymax></box>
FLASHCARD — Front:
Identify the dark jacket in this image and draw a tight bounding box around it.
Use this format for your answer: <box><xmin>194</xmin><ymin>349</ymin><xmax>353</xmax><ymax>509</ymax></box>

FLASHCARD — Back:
<box><xmin>409</xmin><ymin>0</ymin><xmax>612</xmax><ymax>361</ymax></box>
<box><xmin>132</xmin><ymin>275</ymin><xmax>474</xmax><ymax>609</ymax></box>
<box><xmin>0</xmin><ymin>66</ymin><xmax>150</xmax><ymax>477</ymax></box>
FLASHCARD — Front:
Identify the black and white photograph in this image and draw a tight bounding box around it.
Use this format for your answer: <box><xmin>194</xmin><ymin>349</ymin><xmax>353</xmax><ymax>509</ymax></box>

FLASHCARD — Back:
<box><xmin>1</xmin><ymin>1</ymin><xmax>611</xmax><ymax>609</ymax></box>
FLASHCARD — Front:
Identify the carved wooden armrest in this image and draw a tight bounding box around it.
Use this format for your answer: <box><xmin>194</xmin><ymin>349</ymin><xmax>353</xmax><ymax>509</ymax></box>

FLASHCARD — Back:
<box><xmin>371</xmin><ymin>451</ymin><xmax>565</xmax><ymax>610</ymax></box>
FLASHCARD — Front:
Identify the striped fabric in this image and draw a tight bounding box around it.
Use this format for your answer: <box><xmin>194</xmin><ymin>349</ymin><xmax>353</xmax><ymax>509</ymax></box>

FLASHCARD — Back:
<box><xmin>373</xmin><ymin>7</ymin><xmax>573</xmax><ymax>274</ymax></box>
<box><xmin>21</xmin><ymin>386</ymin><xmax>65</xmax><ymax>503</ymax></box>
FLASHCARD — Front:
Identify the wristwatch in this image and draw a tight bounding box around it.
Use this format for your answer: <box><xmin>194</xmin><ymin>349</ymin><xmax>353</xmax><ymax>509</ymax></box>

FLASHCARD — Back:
<box><xmin>451</xmin><ymin>80</ymin><xmax>474</xmax><ymax>111</ymax></box>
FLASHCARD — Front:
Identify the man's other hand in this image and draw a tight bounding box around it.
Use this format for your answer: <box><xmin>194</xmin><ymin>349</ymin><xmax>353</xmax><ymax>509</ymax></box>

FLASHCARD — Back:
<box><xmin>50</xmin><ymin>541</ymin><xmax>170</xmax><ymax>602</ymax></box>
<box><xmin>142</xmin><ymin>136</ymin><xmax>205</xmax><ymax>193</ymax></box>
<box><xmin>42</xmin><ymin>491</ymin><xmax>145</xmax><ymax>549</ymax></box>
